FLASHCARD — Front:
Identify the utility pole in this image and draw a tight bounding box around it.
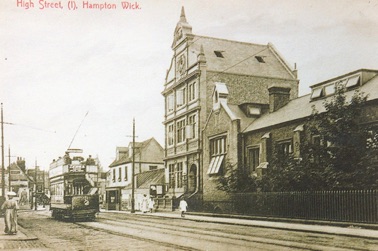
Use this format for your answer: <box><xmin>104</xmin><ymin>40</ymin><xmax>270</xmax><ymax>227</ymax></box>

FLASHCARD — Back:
<box><xmin>131</xmin><ymin>118</ymin><xmax>136</xmax><ymax>213</ymax></box>
<box><xmin>34</xmin><ymin>160</ymin><xmax>37</xmax><ymax>211</ymax></box>
<box><xmin>1</xmin><ymin>103</ymin><xmax>5</xmax><ymax>197</ymax></box>
<box><xmin>42</xmin><ymin>167</ymin><xmax>45</xmax><ymax>208</ymax></box>
<box><xmin>8</xmin><ymin>146</ymin><xmax>11</xmax><ymax>191</ymax></box>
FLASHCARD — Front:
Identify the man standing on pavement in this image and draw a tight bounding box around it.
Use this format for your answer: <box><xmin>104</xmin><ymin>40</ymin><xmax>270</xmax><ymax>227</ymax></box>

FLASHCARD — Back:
<box><xmin>1</xmin><ymin>191</ymin><xmax>19</xmax><ymax>235</ymax></box>
<box><xmin>179</xmin><ymin>197</ymin><xmax>188</xmax><ymax>218</ymax></box>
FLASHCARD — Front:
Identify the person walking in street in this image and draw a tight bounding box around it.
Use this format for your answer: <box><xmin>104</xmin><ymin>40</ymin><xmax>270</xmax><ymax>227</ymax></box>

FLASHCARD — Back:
<box><xmin>141</xmin><ymin>194</ymin><xmax>148</xmax><ymax>213</ymax></box>
<box><xmin>148</xmin><ymin>197</ymin><xmax>155</xmax><ymax>213</ymax></box>
<box><xmin>1</xmin><ymin>191</ymin><xmax>19</xmax><ymax>235</ymax></box>
<box><xmin>179</xmin><ymin>197</ymin><xmax>188</xmax><ymax>218</ymax></box>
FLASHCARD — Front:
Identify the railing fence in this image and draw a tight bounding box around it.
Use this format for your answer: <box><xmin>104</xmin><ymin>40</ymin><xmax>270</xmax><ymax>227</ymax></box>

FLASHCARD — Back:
<box><xmin>204</xmin><ymin>190</ymin><xmax>378</xmax><ymax>223</ymax></box>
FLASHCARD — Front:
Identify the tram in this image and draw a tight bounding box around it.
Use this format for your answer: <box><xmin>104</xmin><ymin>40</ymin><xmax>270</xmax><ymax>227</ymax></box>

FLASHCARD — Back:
<box><xmin>49</xmin><ymin>149</ymin><xmax>100</xmax><ymax>221</ymax></box>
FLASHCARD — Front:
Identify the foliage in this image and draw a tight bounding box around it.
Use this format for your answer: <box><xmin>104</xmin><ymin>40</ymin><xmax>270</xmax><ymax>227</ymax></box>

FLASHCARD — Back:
<box><xmin>216</xmin><ymin>85</ymin><xmax>378</xmax><ymax>193</ymax></box>
<box><xmin>262</xmin><ymin>85</ymin><xmax>378</xmax><ymax>191</ymax></box>
<box><xmin>216</xmin><ymin>162</ymin><xmax>258</xmax><ymax>193</ymax></box>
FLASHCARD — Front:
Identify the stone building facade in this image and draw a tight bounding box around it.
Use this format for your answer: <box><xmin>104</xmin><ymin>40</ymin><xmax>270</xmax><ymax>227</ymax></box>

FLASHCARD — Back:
<box><xmin>162</xmin><ymin>8</ymin><xmax>299</xmax><ymax>208</ymax></box>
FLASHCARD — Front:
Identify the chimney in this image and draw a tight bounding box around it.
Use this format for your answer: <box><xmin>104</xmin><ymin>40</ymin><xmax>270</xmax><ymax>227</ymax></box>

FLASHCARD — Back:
<box><xmin>268</xmin><ymin>86</ymin><xmax>291</xmax><ymax>112</ymax></box>
<box><xmin>17</xmin><ymin>157</ymin><xmax>26</xmax><ymax>172</ymax></box>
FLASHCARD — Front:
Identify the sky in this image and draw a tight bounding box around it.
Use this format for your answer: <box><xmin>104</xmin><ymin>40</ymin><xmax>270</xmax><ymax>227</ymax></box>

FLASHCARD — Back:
<box><xmin>1</xmin><ymin>0</ymin><xmax>378</xmax><ymax>171</ymax></box>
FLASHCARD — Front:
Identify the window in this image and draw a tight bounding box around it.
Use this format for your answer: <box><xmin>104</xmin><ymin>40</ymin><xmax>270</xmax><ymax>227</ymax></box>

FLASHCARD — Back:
<box><xmin>324</xmin><ymin>84</ymin><xmax>335</xmax><ymax>96</ymax></box>
<box><xmin>176</xmin><ymin>162</ymin><xmax>183</xmax><ymax>188</ymax></box>
<box><xmin>149</xmin><ymin>165</ymin><xmax>157</xmax><ymax>171</ymax></box>
<box><xmin>167</xmin><ymin>123</ymin><xmax>174</xmax><ymax>146</ymax></box>
<box><xmin>277</xmin><ymin>140</ymin><xmax>293</xmax><ymax>157</ymax></box>
<box><xmin>345</xmin><ymin>75</ymin><xmax>360</xmax><ymax>88</ymax></box>
<box><xmin>188</xmin><ymin>82</ymin><xmax>197</xmax><ymax>102</ymax></box>
<box><xmin>187</xmin><ymin>114</ymin><xmax>197</xmax><ymax>139</ymax></box>
<box><xmin>169</xmin><ymin>164</ymin><xmax>175</xmax><ymax>188</ymax></box>
<box><xmin>176</xmin><ymin>87</ymin><xmax>186</xmax><ymax>107</ymax></box>
<box><xmin>124</xmin><ymin>166</ymin><xmax>128</xmax><ymax>181</ymax></box>
<box><xmin>118</xmin><ymin>167</ymin><xmax>122</xmax><ymax>182</ymax></box>
<box><xmin>112</xmin><ymin>169</ymin><xmax>116</xmax><ymax>182</ymax></box>
<box><xmin>214</xmin><ymin>51</ymin><xmax>224</xmax><ymax>58</ymax></box>
<box><xmin>176</xmin><ymin>119</ymin><xmax>186</xmax><ymax>143</ymax></box>
<box><xmin>255</xmin><ymin>56</ymin><xmax>265</xmax><ymax>63</ymax></box>
<box><xmin>207</xmin><ymin>136</ymin><xmax>227</xmax><ymax>175</ymax></box>
<box><xmin>167</xmin><ymin>94</ymin><xmax>174</xmax><ymax>113</ymax></box>
<box><xmin>248</xmin><ymin>148</ymin><xmax>260</xmax><ymax>172</ymax></box>
<box><xmin>311</xmin><ymin>88</ymin><xmax>323</xmax><ymax>99</ymax></box>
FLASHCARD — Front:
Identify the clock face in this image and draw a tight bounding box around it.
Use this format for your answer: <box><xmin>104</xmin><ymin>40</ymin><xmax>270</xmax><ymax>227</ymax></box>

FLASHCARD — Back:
<box><xmin>176</xmin><ymin>28</ymin><xmax>183</xmax><ymax>40</ymax></box>
<box><xmin>177</xmin><ymin>54</ymin><xmax>186</xmax><ymax>76</ymax></box>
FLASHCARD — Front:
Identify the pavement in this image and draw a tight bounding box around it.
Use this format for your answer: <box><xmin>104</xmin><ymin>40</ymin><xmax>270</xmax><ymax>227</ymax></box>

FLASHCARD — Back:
<box><xmin>101</xmin><ymin>209</ymin><xmax>378</xmax><ymax>240</ymax></box>
<box><xmin>0</xmin><ymin>204</ymin><xmax>40</xmax><ymax>242</ymax></box>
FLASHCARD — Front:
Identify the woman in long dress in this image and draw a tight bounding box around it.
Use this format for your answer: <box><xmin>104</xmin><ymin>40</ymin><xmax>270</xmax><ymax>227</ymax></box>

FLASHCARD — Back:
<box><xmin>141</xmin><ymin>194</ymin><xmax>148</xmax><ymax>213</ymax></box>
<box><xmin>179</xmin><ymin>198</ymin><xmax>188</xmax><ymax>217</ymax></box>
<box><xmin>1</xmin><ymin>192</ymin><xmax>19</xmax><ymax>235</ymax></box>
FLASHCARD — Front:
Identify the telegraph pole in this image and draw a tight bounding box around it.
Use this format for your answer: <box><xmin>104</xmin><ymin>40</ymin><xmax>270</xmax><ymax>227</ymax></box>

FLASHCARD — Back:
<box><xmin>1</xmin><ymin>103</ymin><xmax>5</xmax><ymax>197</ymax></box>
<box><xmin>131</xmin><ymin>118</ymin><xmax>136</xmax><ymax>213</ymax></box>
<box><xmin>34</xmin><ymin>160</ymin><xmax>37</xmax><ymax>211</ymax></box>
<box><xmin>42</xmin><ymin>167</ymin><xmax>45</xmax><ymax>208</ymax></box>
<box><xmin>8</xmin><ymin>146</ymin><xmax>11</xmax><ymax>191</ymax></box>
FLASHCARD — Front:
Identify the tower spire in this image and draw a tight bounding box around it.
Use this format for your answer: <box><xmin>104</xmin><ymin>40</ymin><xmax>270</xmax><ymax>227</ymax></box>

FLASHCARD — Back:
<box><xmin>180</xmin><ymin>6</ymin><xmax>187</xmax><ymax>23</ymax></box>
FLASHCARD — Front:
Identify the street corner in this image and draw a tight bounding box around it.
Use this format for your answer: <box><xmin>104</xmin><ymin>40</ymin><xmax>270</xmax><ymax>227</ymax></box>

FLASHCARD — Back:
<box><xmin>0</xmin><ymin>218</ymin><xmax>38</xmax><ymax>241</ymax></box>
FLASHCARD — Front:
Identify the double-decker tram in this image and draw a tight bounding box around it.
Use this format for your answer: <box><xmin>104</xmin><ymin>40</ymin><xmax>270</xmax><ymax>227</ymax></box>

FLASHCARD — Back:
<box><xmin>49</xmin><ymin>149</ymin><xmax>100</xmax><ymax>221</ymax></box>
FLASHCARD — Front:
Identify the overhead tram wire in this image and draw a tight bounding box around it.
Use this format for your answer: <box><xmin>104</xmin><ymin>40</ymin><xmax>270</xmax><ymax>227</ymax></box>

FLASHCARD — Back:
<box><xmin>67</xmin><ymin>111</ymin><xmax>89</xmax><ymax>150</ymax></box>
<box><xmin>3</xmin><ymin>122</ymin><xmax>56</xmax><ymax>134</ymax></box>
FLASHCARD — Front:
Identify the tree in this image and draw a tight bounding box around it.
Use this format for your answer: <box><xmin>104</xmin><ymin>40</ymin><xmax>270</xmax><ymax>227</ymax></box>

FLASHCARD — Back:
<box><xmin>263</xmin><ymin>85</ymin><xmax>378</xmax><ymax>191</ymax></box>
<box><xmin>216</xmin><ymin>85</ymin><xmax>378</xmax><ymax>193</ymax></box>
<box><xmin>216</xmin><ymin>162</ymin><xmax>258</xmax><ymax>193</ymax></box>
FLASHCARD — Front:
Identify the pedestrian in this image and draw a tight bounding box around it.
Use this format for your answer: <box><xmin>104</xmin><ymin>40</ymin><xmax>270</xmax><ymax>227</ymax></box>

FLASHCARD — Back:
<box><xmin>179</xmin><ymin>197</ymin><xmax>188</xmax><ymax>218</ymax></box>
<box><xmin>20</xmin><ymin>189</ymin><xmax>28</xmax><ymax>206</ymax></box>
<box><xmin>141</xmin><ymin>194</ymin><xmax>148</xmax><ymax>213</ymax></box>
<box><xmin>1</xmin><ymin>191</ymin><xmax>19</xmax><ymax>235</ymax></box>
<box><xmin>148</xmin><ymin>197</ymin><xmax>155</xmax><ymax>213</ymax></box>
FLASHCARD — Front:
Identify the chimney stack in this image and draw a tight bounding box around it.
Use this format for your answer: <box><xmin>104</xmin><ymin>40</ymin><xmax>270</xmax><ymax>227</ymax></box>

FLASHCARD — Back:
<box><xmin>268</xmin><ymin>86</ymin><xmax>291</xmax><ymax>112</ymax></box>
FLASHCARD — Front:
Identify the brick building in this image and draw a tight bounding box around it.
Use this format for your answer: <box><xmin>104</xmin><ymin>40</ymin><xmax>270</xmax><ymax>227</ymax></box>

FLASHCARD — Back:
<box><xmin>203</xmin><ymin>69</ymin><xmax>378</xmax><ymax>212</ymax></box>
<box><xmin>162</xmin><ymin>7</ymin><xmax>298</xmax><ymax>208</ymax></box>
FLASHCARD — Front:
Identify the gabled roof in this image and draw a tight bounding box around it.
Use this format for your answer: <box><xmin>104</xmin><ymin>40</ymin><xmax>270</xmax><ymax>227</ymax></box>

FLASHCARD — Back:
<box><xmin>109</xmin><ymin>137</ymin><xmax>163</xmax><ymax>167</ymax></box>
<box><xmin>189</xmin><ymin>36</ymin><xmax>297</xmax><ymax>80</ymax></box>
<box><xmin>243</xmin><ymin>69</ymin><xmax>378</xmax><ymax>133</ymax></box>
<box><xmin>10</xmin><ymin>162</ymin><xmax>33</xmax><ymax>182</ymax></box>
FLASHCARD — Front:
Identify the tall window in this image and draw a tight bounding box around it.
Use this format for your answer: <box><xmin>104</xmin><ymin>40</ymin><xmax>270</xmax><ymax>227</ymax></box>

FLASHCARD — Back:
<box><xmin>248</xmin><ymin>148</ymin><xmax>260</xmax><ymax>172</ymax></box>
<box><xmin>112</xmin><ymin>169</ymin><xmax>116</xmax><ymax>182</ymax></box>
<box><xmin>277</xmin><ymin>140</ymin><xmax>293</xmax><ymax>157</ymax></box>
<box><xmin>207</xmin><ymin>136</ymin><xmax>227</xmax><ymax>175</ymax></box>
<box><xmin>118</xmin><ymin>167</ymin><xmax>122</xmax><ymax>182</ymax></box>
<box><xmin>169</xmin><ymin>164</ymin><xmax>175</xmax><ymax>188</ymax></box>
<box><xmin>167</xmin><ymin>123</ymin><xmax>174</xmax><ymax>146</ymax></box>
<box><xmin>124</xmin><ymin>166</ymin><xmax>128</xmax><ymax>181</ymax></box>
<box><xmin>188</xmin><ymin>114</ymin><xmax>197</xmax><ymax>139</ymax></box>
<box><xmin>176</xmin><ymin>87</ymin><xmax>186</xmax><ymax>108</ymax></box>
<box><xmin>176</xmin><ymin>162</ymin><xmax>183</xmax><ymax>188</ymax></box>
<box><xmin>188</xmin><ymin>82</ymin><xmax>197</xmax><ymax>102</ymax></box>
<box><xmin>176</xmin><ymin>119</ymin><xmax>186</xmax><ymax>143</ymax></box>
<box><xmin>167</xmin><ymin>94</ymin><xmax>174</xmax><ymax>113</ymax></box>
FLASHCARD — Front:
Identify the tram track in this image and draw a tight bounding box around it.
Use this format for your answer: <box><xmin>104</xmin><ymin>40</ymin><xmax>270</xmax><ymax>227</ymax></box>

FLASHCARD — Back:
<box><xmin>75</xmin><ymin>214</ymin><xmax>371</xmax><ymax>251</ymax></box>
